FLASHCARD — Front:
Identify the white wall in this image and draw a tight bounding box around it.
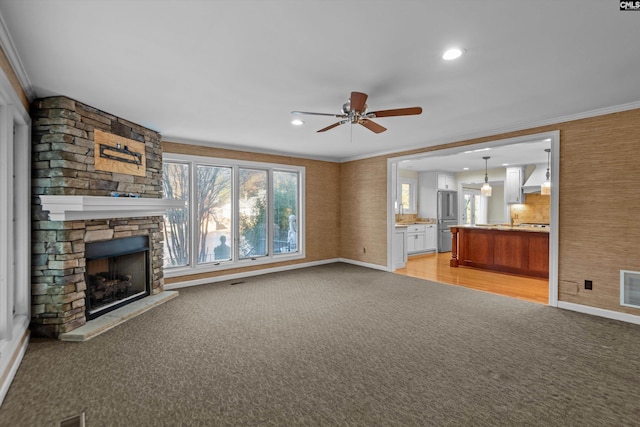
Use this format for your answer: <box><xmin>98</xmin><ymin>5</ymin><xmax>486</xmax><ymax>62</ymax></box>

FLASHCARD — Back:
<box><xmin>417</xmin><ymin>171</ymin><xmax>437</xmax><ymax>219</ymax></box>
<box><xmin>458</xmin><ymin>167</ymin><xmax>506</xmax><ymax>224</ymax></box>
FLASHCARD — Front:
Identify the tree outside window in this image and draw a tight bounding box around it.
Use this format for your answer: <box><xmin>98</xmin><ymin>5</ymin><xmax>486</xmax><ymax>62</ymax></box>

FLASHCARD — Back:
<box><xmin>163</xmin><ymin>163</ymin><xmax>190</xmax><ymax>267</ymax></box>
<box><xmin>197</xmin><ymin>165</ymin><xmax>232</xmax><ymax>263</ymax></box>
<box><xmin>162</xmin><ymin>156</ymin><xmax>304</xmax><ymax>272</ymax></box>
<box><xmin>239</xmin><ymin>168</ymin><xmax>267</xmax><ymax>259</ymax></box>
<box><xmin>273</xmin><ymin>171</ymin><xmax>298</xmax><ymax>254</ymax></box>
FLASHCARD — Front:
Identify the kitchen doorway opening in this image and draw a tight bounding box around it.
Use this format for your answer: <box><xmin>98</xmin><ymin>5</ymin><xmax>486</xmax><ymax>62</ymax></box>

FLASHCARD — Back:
<box><xmin>387</xmin><ymin>130</ymin><xmax>559</xmax><ymax>306</ymax></box>
<box><xmin>461</xmin><ymin>188</ymin><xmax>483</xmax><ymax>226</ymax></box>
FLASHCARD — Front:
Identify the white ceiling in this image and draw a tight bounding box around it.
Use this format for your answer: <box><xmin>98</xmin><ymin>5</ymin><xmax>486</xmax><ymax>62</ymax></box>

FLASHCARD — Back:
<box><xmin>1</xmin><ymin>1</ymin><xmax>639</xmax><ymax>162</ymax></box>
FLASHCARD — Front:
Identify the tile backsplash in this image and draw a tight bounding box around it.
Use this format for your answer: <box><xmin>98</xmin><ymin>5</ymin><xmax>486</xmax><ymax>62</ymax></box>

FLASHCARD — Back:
<box><xmin>511</xmin><ymin>193</ymin><xmax>550</xmax><ymax>224</ymax></box>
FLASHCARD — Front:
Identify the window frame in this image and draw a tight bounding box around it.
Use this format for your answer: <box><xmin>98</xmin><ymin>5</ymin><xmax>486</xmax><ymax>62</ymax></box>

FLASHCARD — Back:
<box><xmin>397</xmin><ymin>177</ymin><xmax>417</xmax><ymax>214</ymax></box>
<box><xmin>162</xmin><ymin>153</ymin><xmax>305</xmax><ymax>278</ymax></box>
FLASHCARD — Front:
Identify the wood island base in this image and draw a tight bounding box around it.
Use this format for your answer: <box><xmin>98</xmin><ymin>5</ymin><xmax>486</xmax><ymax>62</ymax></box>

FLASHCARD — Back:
<box><xmin>450</xmin><ymin>226</ymin><xmax>549</xmax><ymax>279</ymax></box>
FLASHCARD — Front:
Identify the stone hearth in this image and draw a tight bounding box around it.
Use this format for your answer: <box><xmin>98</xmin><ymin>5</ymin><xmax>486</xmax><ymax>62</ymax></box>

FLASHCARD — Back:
<box><xmin>31</xmin><ymin>96</ymin><xmax>167</xmax><ymax>339</ymax></box>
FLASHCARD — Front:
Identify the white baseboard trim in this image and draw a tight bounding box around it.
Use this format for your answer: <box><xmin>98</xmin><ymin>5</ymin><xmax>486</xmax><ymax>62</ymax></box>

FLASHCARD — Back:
<box><xmin>165</xmin><ymin>258</ymin><xmax>342</xmax><ymax>290</ymax></box>
<box><xmin>557</xmin><ymin>301</ymin><xmax>640</xmax><ymax>326</ymax></box>
<box><xmin>0</xmin><ymin>328</ymin><xmax>30</xmax><ymax>406</ymax></box>
<box><xmin>337</xmin><ymin>258</ymin><xmax>389</xmax><ymax>272</ymax></box>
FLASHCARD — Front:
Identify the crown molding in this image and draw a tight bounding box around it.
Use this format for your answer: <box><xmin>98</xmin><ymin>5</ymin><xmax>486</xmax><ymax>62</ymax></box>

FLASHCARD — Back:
<box><xmin>0</xmin><ymin>10</ymin><xmax>35</xmax><ymax>101</ymax></box>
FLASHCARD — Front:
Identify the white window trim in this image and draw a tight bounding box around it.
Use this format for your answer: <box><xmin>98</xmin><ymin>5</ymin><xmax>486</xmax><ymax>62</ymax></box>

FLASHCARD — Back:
<box><xmin>0</xmin><ymin>74</ymin><xmax>31</xmax><ymax>405</ymax></box>
<box><xmin>162</xmin><ymin>153</ymin><xmax>305</xmax><ymax>278</ymax></box>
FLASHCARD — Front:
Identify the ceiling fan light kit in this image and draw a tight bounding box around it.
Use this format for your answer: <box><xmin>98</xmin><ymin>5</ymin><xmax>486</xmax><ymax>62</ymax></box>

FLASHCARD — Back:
<box><xmin>291</xmin><ymin>91</ymin><xmax>422</xmax><ymax>134</ymax></box>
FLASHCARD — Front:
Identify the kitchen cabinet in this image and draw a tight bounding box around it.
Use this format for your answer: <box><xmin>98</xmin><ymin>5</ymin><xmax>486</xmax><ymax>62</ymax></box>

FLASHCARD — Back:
<box><xmin>407</xmin><ymin>224</ymin><xmax>426</xmax><ymax>254</ymax></box>
<box><xmin>393</xmin><ymin>227</ymin><xmax>407</xmax><ymax>269</ymax></box>
<box><xmin>505</xmin><ymin>167</ymin><xmax>525</xmax><ymax>204</ymax></box>
<box><xmin>437</xmin><ymin>173</ymin><xmax>456</xmax><ymax>190</ymax></box>
<box><xmin>424</xmin><ymin>224</ymin><xmax>436</xmax><ymax>251</ymax></box>
<box><xmin>407</xmin><ymin>224</ymin><xmax>436</xmax><ymax>254</ymax></box>
<box><xmin>407</xmin><ymin>233</ymin><xmax>426</xmax><ymax>253</ymax></box>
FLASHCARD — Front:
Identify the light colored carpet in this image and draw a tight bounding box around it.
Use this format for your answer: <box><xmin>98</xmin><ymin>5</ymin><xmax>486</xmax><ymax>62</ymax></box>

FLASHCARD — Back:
<box><xmin>1</xmin><ymin>263</ymin><xmax>639</xmax><ymax>426</ymax></box>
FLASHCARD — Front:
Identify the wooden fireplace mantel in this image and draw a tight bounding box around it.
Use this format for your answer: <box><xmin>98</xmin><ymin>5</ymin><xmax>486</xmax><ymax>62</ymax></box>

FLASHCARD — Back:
<box><xmin>39</xmin><ymin>195</ymin><xmax>185</xmax><ymax>221</ymax></box>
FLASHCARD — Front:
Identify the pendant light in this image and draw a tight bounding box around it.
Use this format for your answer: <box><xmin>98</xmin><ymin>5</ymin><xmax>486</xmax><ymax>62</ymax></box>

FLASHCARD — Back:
<box><xmin>541</xmin><ymin>148</ymin><xmax>551</xmax><ymax>195</ymax></box>
<box><xmin>481</xmin><ymin>156</ymin><xmax>492</xmax><ymax>197</ymax></box>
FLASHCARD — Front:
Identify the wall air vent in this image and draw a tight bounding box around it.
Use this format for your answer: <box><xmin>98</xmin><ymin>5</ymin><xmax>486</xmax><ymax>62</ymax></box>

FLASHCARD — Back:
<box><xmin>621</xmin><ymin>270</ymin><xmax>640</xmax><ymax>309</ymax></box>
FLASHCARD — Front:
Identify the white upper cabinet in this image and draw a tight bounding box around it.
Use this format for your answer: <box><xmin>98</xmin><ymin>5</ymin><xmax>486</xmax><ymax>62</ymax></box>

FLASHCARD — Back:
<box><xmin>437</xmin><ymin>173</ymin><xmax>456</xmax><ymax>190</ymax></box>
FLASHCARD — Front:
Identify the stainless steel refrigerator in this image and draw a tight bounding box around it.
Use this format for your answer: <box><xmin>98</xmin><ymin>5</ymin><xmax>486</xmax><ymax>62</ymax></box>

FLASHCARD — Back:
<box><xmin>437</xmin><ymin>190</ymin><xmax>458</xmax><ymax>252</ymax></box>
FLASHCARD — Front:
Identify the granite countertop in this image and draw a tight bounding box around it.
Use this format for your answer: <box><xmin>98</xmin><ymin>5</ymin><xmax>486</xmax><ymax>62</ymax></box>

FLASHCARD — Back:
<box><xmin>452</xmin><ymin>224</ymin><xmax>550</xmax><ymax>233</ymax></box>
<box><xmin>395</xmin><ymin>221</ymin><xmax>437</xmax><ymax>228</ymax></box>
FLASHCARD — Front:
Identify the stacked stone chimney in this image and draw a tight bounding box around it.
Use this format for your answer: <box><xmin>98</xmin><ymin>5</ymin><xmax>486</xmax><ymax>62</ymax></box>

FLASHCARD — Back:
<box><xmin>31</xmin><ymin>96</ymin><xmax>165</xmax><ymax>338</ymax></box>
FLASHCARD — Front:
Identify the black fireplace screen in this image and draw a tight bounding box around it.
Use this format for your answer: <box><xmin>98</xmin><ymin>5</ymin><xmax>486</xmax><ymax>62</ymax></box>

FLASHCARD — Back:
<box><xmin>85</xmin><ymin>236</ymin><xmax>150</xmax><ymax>320</ymax></box>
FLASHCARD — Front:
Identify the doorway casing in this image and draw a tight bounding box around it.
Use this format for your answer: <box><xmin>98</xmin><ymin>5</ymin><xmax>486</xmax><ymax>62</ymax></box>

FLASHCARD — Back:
<box><xmin>387</xmin><ymin>130</ymin><xmax>560</xmax><ymax>307</ymax></box>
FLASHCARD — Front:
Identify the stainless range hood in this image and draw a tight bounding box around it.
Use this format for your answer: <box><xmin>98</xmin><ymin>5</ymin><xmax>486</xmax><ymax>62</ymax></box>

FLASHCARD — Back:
<box><xmin>522</xmin><ymin>163</ymin><xmax>549</xmax><ymax>194</ymax></box>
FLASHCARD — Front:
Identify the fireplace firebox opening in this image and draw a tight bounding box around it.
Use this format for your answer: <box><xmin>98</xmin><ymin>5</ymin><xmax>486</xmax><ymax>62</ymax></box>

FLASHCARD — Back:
<box><xmin>85</xmin><ymin>236</ymin><xmax>150</xmax><ymax>320</ymax></box>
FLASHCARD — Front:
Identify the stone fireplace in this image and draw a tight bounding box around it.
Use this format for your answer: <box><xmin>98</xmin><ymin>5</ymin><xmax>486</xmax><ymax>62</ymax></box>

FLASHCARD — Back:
<box><xmin>31</xmin><ymin>96</ymin><xmax>174</xmax><ymax>339</ymax></box>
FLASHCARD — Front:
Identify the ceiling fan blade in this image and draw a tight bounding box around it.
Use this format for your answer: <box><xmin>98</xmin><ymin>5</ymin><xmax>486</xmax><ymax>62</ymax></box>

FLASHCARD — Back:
<box><xmin>350</xmin><ymin>92</ymin><xmax>368</xmax><ymax>113</ymax></box>
<box><xmin>291</xmin><ymin>111</ymin><xmax>346</xmax><ymax>118</ymax></box>
<box><xmin>367</xmin><ymin>107</ymin><xmax>423</xmax><ymax>118</ymax></box>
<box><xmin>317</xmin><ymin>121</ymin><xmax>345</xmax><ymax>133</ymax></box>
<box><xmin>359</xmin><ymin>119</ymin><xmax>387</xmax><ymax>134</ymax></box>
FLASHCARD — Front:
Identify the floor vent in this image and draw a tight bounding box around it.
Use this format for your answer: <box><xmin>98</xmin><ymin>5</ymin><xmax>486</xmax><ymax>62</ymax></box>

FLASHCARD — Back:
<box><xmin>621</xmin><ymin>270</ymin><xmax>640</xmax><ymax>309</ymax></box>
<box><xmin>59</xmin><ymin>412</ymin><xmax>85</xmax><ymax>427</ymax></box>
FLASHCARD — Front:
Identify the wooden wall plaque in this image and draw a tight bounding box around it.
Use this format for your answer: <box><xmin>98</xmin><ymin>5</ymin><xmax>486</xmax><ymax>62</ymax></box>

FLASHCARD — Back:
<box><xmin>94</xmin><ymin>129</ymin><xmax>146</xmax><ymax>177</ymax></box>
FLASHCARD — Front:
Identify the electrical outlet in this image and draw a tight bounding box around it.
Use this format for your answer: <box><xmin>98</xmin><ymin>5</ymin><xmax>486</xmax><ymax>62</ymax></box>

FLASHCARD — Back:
<box><xmin>584</xmin><ymin>280</ymin><xmax>593</xmax><ymax>290</ymax></box>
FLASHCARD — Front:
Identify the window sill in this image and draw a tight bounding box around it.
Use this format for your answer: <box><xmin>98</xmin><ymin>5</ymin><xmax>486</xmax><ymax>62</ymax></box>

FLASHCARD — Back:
<box><xmin>163</xmin><ymin>251</ymin><xmax>306</xmax><ymax>279</ymax></box>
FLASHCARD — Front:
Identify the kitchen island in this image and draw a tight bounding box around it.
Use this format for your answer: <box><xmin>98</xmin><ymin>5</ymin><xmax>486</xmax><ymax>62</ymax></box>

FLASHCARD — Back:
<box><xmin>450</xmin><ymin>224</ymin><xmax>549</xmax><ymax>278</ymax></box>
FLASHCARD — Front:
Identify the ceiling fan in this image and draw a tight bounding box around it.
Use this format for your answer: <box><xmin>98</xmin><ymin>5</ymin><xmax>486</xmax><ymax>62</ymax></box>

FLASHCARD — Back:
<box><xmin>291</xmin><ymin>91</ymin><xmax>422</xmax><ymax>134</ymax></box>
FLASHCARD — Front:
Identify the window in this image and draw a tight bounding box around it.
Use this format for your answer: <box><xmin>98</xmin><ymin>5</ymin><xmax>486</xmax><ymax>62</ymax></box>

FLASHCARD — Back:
<box><xmin>197</xmin><ymin>165</ymin><xmax>232</xmax><ymax>264</ymax></box>
<box><xmin>0</xmin><ymin>97</ymin><xmax>31</xmax><ymax>345</ymax></box>
<box><xmin>162</xmin><ymin>154</ymin><xmax>304</xmax><ymax>275</ymax></box>
<box><xmin>273</xmin><ymin>170</ymin><xmax>298</xmax><ymax>254</ymax></box>
<box><xmin>397</xmin><ymin>178</ymin><xmax>417</xmax><ymax>214</ymax></box>
<box><xmin>163</xmin><ymin>162</ymin><xmax>190</xmax><ymax>268</ymax></box>
<box><xmin>239</xmin><ymin>168</ymin><xmax>267</xmax><ymax>259</ymax></box>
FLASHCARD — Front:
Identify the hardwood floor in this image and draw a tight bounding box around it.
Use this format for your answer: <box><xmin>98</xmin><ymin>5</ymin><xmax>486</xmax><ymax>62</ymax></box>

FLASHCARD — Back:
<box><xmin>395</xmin><ymin>252</ymin><xmax>549</xmax><ymax>304</ymax></box>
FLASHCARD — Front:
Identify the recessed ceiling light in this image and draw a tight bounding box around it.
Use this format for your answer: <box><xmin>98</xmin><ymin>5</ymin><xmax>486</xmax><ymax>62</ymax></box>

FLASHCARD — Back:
<box><xmin>502</xmin><ymin>163</ymin><xmax>509</xmax><ymax>166</ymax></box>
<box><xmin>443</xmin><ymin>48</ymin><xmax>465</xmax><ymax>60</ymax></box>
<box><xmin>291</xmin><ymin>119</ymin><xmax>304</xmax><ymax>126</ymax></box>
<box><xmin>463</xmin><ymin>167</ymin><xmax>469</xmax><ymax>170</ymax></box>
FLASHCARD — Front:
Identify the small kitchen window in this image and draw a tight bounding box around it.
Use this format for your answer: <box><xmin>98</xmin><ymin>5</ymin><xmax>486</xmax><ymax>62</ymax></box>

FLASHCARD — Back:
<box><xmin>397</xmin><ymin>178</ymin><xmax>417</xmax><ymax>214</ymax></box>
